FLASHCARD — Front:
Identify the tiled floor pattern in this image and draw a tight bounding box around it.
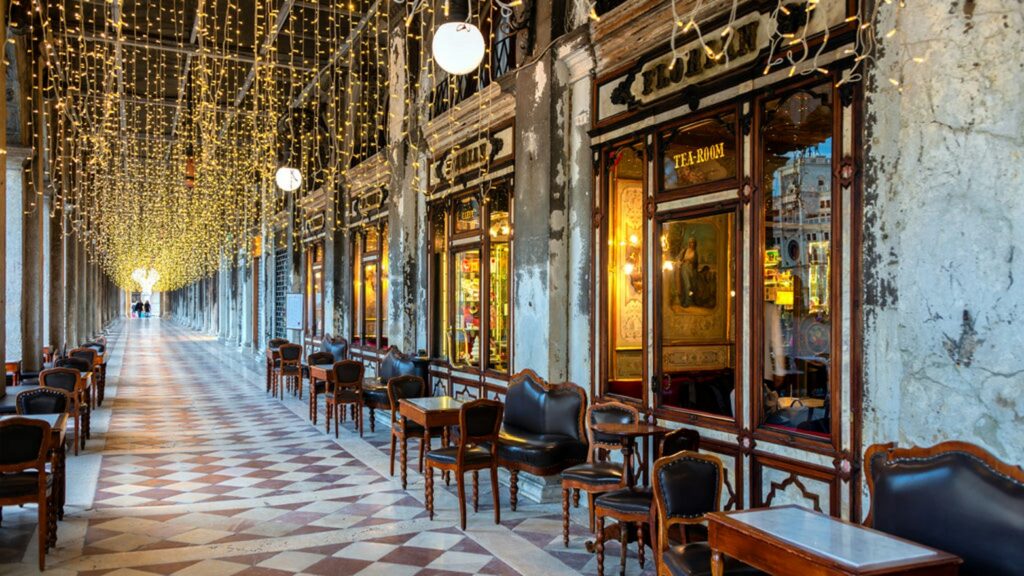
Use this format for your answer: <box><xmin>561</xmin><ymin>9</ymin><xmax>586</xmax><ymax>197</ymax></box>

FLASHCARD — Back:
<box><xmin>0</xmin><ymin>319</ymin><xmax>652</xmax><ymax>575</ymax></box>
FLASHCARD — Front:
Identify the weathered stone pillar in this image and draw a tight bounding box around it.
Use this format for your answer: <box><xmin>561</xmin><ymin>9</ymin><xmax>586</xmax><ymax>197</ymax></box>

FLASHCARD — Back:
<box><xmin>65</xmin><ymin>232</ymin><xmax>78</xmax><ymax>348</ymax></box>
<box><xmin>0</xmin><ymin>6</ymin><xmax>7</xmax><ymax>364</ymax></box>
<box><xmin>47</xmin><ymin>196</ymin><xmax>65</xmax><ymax>350</ymax></box>
<box><xmin>21</xmin><ymin>158</ymin><xmax>44</xmax><ymax>371</ymax></box>
<box><xmin>76</xmin><ymin>239</ymin><xmax>88</xmax><ymax>345</ymax></box>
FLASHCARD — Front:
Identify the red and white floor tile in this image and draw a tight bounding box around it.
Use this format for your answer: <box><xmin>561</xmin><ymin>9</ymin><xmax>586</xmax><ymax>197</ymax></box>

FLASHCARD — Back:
<box><xmin>0</xmin><ymin>319</ymin><xmax>652</xmax><ymax>575</ymax></box>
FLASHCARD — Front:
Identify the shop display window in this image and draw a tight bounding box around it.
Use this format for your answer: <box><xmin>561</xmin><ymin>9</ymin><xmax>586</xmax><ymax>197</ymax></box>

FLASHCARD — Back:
<box><xmin>758</xmin><ymin>82</ymin><xmax>834</xmax><ymax>440</ymax></box>
<box><xmin>453</xmin><ymin>249</ymin><xmax>482</xmax><ymax>366</ymax></box>
<box><xmin>487</xmin><ymin>190</ymin><xmax>511</xmax><ymax>372</ymax></box>
<box><xmin>351</xmin><ymin>221</ymin><xmax>388</xmax><ymax>349</ymax></box>
<box><xmin>306</xmin><ymin>242</ymin><xmax>325</xmax><ymax>338</ymax></box>
<box><xmin>603</xmin><ymin>141</ymin><xmax>645</xmax><ymax>400</ymax></box>
<box><xmin>657</xmin><ymin>209</ymin><xmax>737</xmax><ymax>418</ymax></box>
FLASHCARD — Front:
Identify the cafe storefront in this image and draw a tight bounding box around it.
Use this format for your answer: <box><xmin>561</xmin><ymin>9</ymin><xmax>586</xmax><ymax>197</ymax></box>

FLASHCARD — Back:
<box><xmin>347</xmin><ymin>154</ymin><xmax>391</xmax><ymax>371</ymax></box>
<box><xmin>591</xmin><ymin>1</ymin><xmax>863</xmax><ymax>519</ymax></box>
<box><xmin>426</xmin><ymin>122</ymin><xmax>515</xmax><ymax>400</ymax></box>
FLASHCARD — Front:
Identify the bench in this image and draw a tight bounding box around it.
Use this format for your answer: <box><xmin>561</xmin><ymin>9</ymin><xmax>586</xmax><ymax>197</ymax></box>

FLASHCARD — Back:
<box><xmin>362</xmin><ymin>346</ymin><xmax>430</xmax><ymax>432</ymax></box>
<box><xmin>498</xmin><ymin>370</ymin><xmax>588</xmax><ymax>510</ymax></box>
<box><xmin>865</xmin><ymin>440</ymin><xmax>1024</xmax><ymax>576</ymax></box>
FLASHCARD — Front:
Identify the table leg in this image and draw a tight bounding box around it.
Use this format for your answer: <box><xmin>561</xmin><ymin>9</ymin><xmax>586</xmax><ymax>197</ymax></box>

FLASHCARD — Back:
<box><xmin>622</xmin><ymin>439</ymin><xmax>635</xmax><ymax>488</ymax></box>
<box><xmin>711</xmin><ymin>549</ymin><xmax>724</xmax><ymax>576</ymax></box>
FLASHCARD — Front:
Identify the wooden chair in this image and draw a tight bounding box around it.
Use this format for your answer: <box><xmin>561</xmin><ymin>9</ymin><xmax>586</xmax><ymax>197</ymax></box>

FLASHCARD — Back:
<box><xmin>326</xmin><ymin>360</ymin><xmax>365</xmax><ymax>437</ymax></box>
<box><xmin>560</xmin><ymin>401</ymin><xmax>639</xmax><ymax>546</ymax></box>
<box><xmin>650</xmin><ymin>451</ymin><xmax>763</xmax><ymax>576</ymax></box>
<box><xmin>4</xmin><ymin>361</ymin><xmax>20</xmax><ymax>387</ymax></box>
<box><xmin>40</xmin><ymin>368</ymin><xmax>87</xmax><ymax>455</ymax></box>
<box><xmin>275</xmin><ymin>344</ymin><xmax>302</xmax><ymax>399</ymax></box>
<box><xmin>388</xmin><ymin>375</ymin><xmax>442</xmax><ymax>490</ymax></box>
<box><xmin>305</xmin><ymin>351</ymin><xmax>334</xmax><ymax>421</ymax></box>
<box><xmin>16</xmin><ymin>388</ymin><xmax>70</xmax><ymax>416</ymax></box>
<box><xmin>424</xmin><ymin>398</ymin><xmax>503</xmax><ymax>531</ymax></box>
<box><xmin>0</xmin><ymin>418</ymin><xmax>56</xmax><ymax>571</ymax></box>
<box><xmin>61</xmin><ymin>352</ymin><xmax>97</xmax><ymax>408</ymax></box>
<box><xmin>267</xmin><ymin>338</ymin><xmax>288</xmax><ymax>394</ymax></box>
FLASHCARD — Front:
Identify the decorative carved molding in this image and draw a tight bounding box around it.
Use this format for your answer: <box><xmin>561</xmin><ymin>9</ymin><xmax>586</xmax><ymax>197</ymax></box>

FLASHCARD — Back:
<box><xmin>764</xmin><ymin>472</ymin><xmax>823</xmax><ymax>513</ymax></box>
<box><xmin>722</xmin><ymin>470</ymin><xmax>739</xmax><ymax>511</ymax></box>
<box><xmin>645</xmin><ymin>197</ymin><xmax>656</xmax><ymax>220</ymax></box>
<box><xmin>592</xmin><ymin>208</ymin><xmax>603</xmax><ymax>229</ymax></box>
<box><xmin>839</xmin><ymin>83</ymin><xmax>855</xmax><ymax>108</ymax></box>
<box><xmin>738</xmin><ymin>428</ymin><xmax>756</xmax><ymax>455</ymax></box>
<box><xmin>740</xmin><ymin>177</ymin><xmax>756</xmax><ymax>205</ymax></box>
<box><xmin>838</xmin><ymin>155</ymin><xmax>857</xmax><ymax>189</ymax></box>
<box><xmin>833</xmin><ymin>449</ymin><xmax>858</xmax><ymax>483</ymax></box>
<box><xmin>741</xmin><ymin>111</ymin><xmax>753</xmax><ymax>136</ymax></box>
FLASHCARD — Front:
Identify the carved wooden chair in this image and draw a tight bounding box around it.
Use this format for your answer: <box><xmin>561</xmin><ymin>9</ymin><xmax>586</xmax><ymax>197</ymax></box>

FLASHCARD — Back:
<box><xmin>424</xmin><ymin>399</ymin><xmax>503</xmax><ymax>530</ymax></box>
<box><xmin>275</xmin><ymin>344</ymin><xmax>302</xmax><ymax>399</ymax></box>
<box><xmin>560</xmin><ymin>401</ymin><xmax>639</xmax><ymax>546</ymax></box>
<box><xmin>326</xmin><ymin>360</ymin><xmax>365</xmax><ymax>437</ymax></box>
<box><xmin>0</xmin><ymin>418</ymin><xmax>56</xmax><ymax>571</ymax></box>
<box><xmin>387</xmin><ymin>375</ymin><xmax>447</xmax><ymax>489</ymax></box>
<box><xmin>40</xmin><ymin>368</ymin><xmax>87</xmax><ymax>454</ymax></box>
<box><xmin>305</xmin><ymin>351</ymin><xmax>334</xmax><ymax>422</ymax></box>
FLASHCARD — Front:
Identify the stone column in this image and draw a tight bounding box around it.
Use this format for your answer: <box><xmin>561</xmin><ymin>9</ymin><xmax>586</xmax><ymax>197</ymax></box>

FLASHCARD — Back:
<box><xmin>47</xmin><ymin>196</ymin><xmax>65</xmax><ymax>351</ymax></box>
<box><xmin>65</xmin><ymin>232</ymin><xmax>78</xmax><ymax>348</ymax></box>
<box><xmin>21</xmin><ymin>158</ymin><xmax>44</xmax><ymax>371</ymax></box>
<box><xmin>0</xmin><ymin>0</ymin><xmax>7</xmax><ymax>367</ymax></box>
<box><xmin>76</xmin><ymin>240</ymin><xmax>87</xmax><ymax>345</ymax></box>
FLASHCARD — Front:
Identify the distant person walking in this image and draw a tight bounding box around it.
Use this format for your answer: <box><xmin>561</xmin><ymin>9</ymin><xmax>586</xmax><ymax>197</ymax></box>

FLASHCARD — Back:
<box><xmin>144</xmin><ymin>301</ymin><xmax>152</xmax><ymax>318</ymax></box>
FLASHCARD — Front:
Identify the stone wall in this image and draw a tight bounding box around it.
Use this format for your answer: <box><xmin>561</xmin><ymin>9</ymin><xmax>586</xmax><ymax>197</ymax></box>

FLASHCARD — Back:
<box><xmin>862</xmin><ymin>0</ymin><xmax>1024</xmax><ymax>465</ymax></box>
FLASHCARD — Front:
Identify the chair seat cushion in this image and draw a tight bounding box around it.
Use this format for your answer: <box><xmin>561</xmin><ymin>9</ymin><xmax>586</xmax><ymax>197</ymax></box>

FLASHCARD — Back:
<box><xmin>311</xmin><ymin>381</ymin><xmax>326</xmax><ymax>394</ymax></box>
<box><xmin>398</xmin><ymin>422</ymin><xmax>446</xmax><ymax>437</ymax></box>
<box><xmin>663</xmin><ymin>542</ymin><xmax>766</xmax><ymax>576</ymax></box>
<box><xmin>362</xmin><ymin>386</ymin><xmax>390</xmax><ymax>408</ymax></box>
<box><xmin>281</xmin><ymin>366</ymin><xmax>301</xmax><ymax>376</ymax></box>
<box><xmin>0</xmin><ymin>472</ymin><xmax>53</xmax><ymax>498</ymax></box>
<box><xmin>561</xmin><ymin>462</ymin><xmax>624</xmax><ymax>485</ymax></box>
<box><xmin>425</xmin><ymin>445</ymin><xmax>492</xmax><ymax>465</ymax></box>
<box><xmin>595</xmin><ymin>487</ymin><xmax>653</xmax><ymax>514</ymax></box>
<box><xmin>497</xmin><ymin>425</ymin><xmax>588</xmax><ymax>470</ymax></box>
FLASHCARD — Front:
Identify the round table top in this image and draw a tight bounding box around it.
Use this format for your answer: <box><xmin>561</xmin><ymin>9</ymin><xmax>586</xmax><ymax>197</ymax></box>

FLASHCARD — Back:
<box><xmin>591</xmin><ymin>422</ymin><xmax>670</xmax><ymax>437</ymax></box>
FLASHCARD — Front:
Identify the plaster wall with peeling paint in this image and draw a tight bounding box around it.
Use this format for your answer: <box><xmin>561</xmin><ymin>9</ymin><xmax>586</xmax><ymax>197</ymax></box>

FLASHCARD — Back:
<box><xmin>862</xmin><ymin>0</ymin><xmax>1024</xmax><ymax>465</ymax></box>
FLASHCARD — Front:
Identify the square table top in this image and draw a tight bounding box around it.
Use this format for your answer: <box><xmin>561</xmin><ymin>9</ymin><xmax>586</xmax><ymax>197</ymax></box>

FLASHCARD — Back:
<box><xmin>714</xmin><ymin>506</ymin><xmax>948</xmax><ymax>570</ymax></box>
<box><xmin>401</xmin><ymin>396</ymin><xmax>464</xmax><ymax>413</ymax></box>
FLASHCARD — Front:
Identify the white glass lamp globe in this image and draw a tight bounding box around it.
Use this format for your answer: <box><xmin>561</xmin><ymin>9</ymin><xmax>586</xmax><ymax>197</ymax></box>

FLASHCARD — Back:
<box><xmin>275</xmin><ymin>166</ymin><xmax>302</xmax><ymax>192</ymax></box>
<box><xmin>432</xmin><ymin>21</ymin><xmax>485</xmax><ymax>75</ymax></box>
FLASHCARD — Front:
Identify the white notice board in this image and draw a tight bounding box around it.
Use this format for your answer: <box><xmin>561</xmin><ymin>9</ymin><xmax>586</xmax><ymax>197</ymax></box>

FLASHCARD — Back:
<box><xmin>285</xmin><ymin>293</ymin><xmax>303</xmax><ymax>330</ymax></box>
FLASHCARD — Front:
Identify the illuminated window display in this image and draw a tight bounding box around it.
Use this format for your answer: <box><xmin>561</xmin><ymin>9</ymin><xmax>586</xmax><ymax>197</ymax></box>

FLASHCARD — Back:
<box><xmin>428</xmin><ymin>184</ymin><xmax>513</xmax><ymax>373</ymax></box>
<box><xmin>352</xmin><ymin>221</ymin><xmax>389</xmax><ymax>349</ymax></box>
<box><xmin>759</xmin><ymin>82</ymin><xmax>834</xmax><ymax>440</ymax></box>
<box><xmin>305</xmin><ymin>242</ymin><xmax>325</xmax><ymax>338</ymax></box>
<box><xmin>603</xmin><ymin>141</ymin><xmax>646</xmax><ymax>400</ymax></box>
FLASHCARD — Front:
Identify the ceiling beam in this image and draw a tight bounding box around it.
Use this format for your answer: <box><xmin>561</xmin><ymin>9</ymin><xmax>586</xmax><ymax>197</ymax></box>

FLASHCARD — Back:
<box><xmin>292</xmin><ymin>0</ymin><xmax>379</xmax><ymax>109</ymax></box>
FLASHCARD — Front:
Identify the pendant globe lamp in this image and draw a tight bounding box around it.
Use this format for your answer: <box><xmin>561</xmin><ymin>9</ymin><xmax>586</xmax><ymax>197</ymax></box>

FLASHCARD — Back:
<box><xmin>432</xmin><ymin>0</ymin><xmax>485</xmax><ymax>76</ymax></box>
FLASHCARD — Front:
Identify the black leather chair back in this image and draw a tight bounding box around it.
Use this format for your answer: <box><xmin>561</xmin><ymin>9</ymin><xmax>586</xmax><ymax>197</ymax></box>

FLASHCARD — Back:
<box><xmin>662</xmin><ymin>428</ymin><xmax>700</xmax><ymax>457</ymax></box>
<box><xmin>379</xmin><ymin>347</ymin><xmax>428</xmax><ymax>384</ymax></box>
<box><xmin>867</xmin><ymin>444</ymin><xmax>1024</xmax><ymax>576</ymax></box>
<box><xmin>388</xmin><ymin>375</ymin><xmax>425</xmax><ymax>403</ymax></box>
<box><xmin>0</xmin><ymin>419</ymin><xmax>49</xmax><ymax>468</ymax></box>
<box><xmin>70</xmin><ymin>348</ymin><xmax>98</xmax><ymax>365</ymax></box>
<box><xmin>17</xmin><ymin>388</ymin><xmax>69</xmax><ymax>415</ymax></box>
<box><xmin>504</xmin><ymin>372</ymin><xmax>584</xmax><ymax>439</ymax></box>
<box><xmin>590</xmin><ymin>402</ymin><xmax>638</xmax><ymax>446</ymax></box>
<box><xmin>307</xmin><ymin>351</ymin><xmax>334</xmax><ymax>366</ymax></box>
<box><xmin>321</xmin><ymin>336</ymin><xmax>349</xmax><ymax>361</ymax></box>
<box><xmin>268</xmin><ymin>338</ymin><xmax>289</xmax><ymax>349</ymax></box>
<box><xmin>56</xmin><ymin>357</ymin><xmax>91</xmax><ymax>373</ymax></box>
<box><xmin>83</xmin><ymin>341</ymin><xmax>106</xmax><ymax>354</ymax></box>
<box><xmin>278</xmin><ymin>343</ymin><xmax>302</xmax><ymax>362</ymax></box>
<box><xmin>654</xmin><ymin>452</ymin><xmax>722</xmax><ymax>520</ymax></box>
<box><xmin>461</xmin><ymin>399</ymin><xmax>503</xmax><ymax>442</ymax></box>
<box><xmin>333</xmin><ymin>360</ymin><xmax>364</xmax><ymax>388</ymax></box>
<box><xmin>41</xmin><ymin>368</ymin><xmax>79</xmax><ymax>393</ymax></box>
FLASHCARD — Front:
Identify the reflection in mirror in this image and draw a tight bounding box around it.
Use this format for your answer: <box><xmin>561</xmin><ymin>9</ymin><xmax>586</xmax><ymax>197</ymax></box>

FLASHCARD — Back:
<box><xmin>760</xmin><ymin>83</ymin><xmax>833</xmax><ymax>440</ymax></box>
<box><xmin>605</xmin><ymin>142</ymin><xmax>645</xmax><ymax>400</ymax></box>
<box><xmin>658</xmin><ymin>211</ymin><xmax>736</xmax><ymax>418</ymax></box>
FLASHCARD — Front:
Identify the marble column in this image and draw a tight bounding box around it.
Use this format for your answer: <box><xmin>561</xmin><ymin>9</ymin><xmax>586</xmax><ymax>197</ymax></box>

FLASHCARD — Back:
<box><xmin>47</xmin><ymin>196</ymin><xmax>65</xmax><ymax>351</ymax></box>
<box><xmin>21</xmin><ymin>158</ymin><xmax>44</xmax><ymax>371</ymax></box>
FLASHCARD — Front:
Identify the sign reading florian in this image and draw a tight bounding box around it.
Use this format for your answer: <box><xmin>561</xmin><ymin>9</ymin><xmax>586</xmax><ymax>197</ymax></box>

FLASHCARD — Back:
<box><xmin>443</xmin><ymin>140</ymin><xmax>492</xmax><ymax>180</ymax></box>
<box><xmin>674</xmin><ymin>141</ymin><xmax>727</xmax><ymax>170</ymax></box>
<box><xmin>430</xmin><ymin>124</ymin><xmax>514</xmax><ymax>191</ymax></box>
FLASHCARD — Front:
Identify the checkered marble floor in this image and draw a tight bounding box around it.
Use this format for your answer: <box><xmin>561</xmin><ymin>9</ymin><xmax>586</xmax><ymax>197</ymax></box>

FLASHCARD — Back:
<box><xmin>0</xmin><ymin>319</ymin><xmax>654</xmax><ymax>575</ymax></box>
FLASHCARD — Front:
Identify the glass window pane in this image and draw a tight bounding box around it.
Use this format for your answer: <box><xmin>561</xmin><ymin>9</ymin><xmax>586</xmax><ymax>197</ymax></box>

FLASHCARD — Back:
<box><xmin>364</xmin><ymin>262</ymin><xmax>378</xmax><ymax>348</ymax></box>
<box><xmin>606</xmin><ymin>142</ymin><xmax>645</xmax><ymax>399</ymax></box>
<box><xmin>381</xmin><ymin>224</ymin><xmax>389</xmax><ymax>347</ymax></box>
<box><xmin>453</xmin><ymin>249</ymin><xmax>482</xmax><ymax>367</ymax></box>
<box><xmin>431</xmin><ymin>210</ymin><xmax>448</xmax><ymax>359</ymax></box>
<box><xmin>760</xmin><ymin>84</ymin><xmax>833</xmax><ymax>439</ymax></box>
<box><xmin>488</xmin><ymin>242</ymin><xmax>510</xmax><ymax>371</ymax></box>
<box><xmin>454</xmin><ymin>195</ymin><xmax>482</xmax><ymax>234</ymax></box>
<box><xmin>352</xmin><ymin>237</ymin><xmax>363</xmax><ymax>344</ymax></box>
<box><xmin>366</xmin><ymin>227</ymin><xmax>380</xmax><ymax>253</ymax></box>
<box><xmin>658</xmin><ymin>211</ymin><xmax>736</xmax><ymax>417</ymax></box>
<box><xmin>660</xmin><ymin>112</ymin><xmax>738</xmax><ymax>190</ymax></box>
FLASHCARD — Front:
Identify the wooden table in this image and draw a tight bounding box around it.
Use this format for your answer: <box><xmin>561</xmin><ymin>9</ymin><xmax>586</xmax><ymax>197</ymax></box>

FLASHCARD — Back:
<box><xmin>0</xmin><ymin>413</ymin><xmax>69</xmax><ymax>523</ymax></box>
<box><xmin>707</xmin><ymin>506</ymin><xmax>962</xmax><ymax>576</ymax></box>
<box><xmin>265</xmin><ymin>347</ymin><xmax>281</xmax><ymax>393</ymax></box>
<box><xmin>590</xmin><ymin>422</ymin><xmax>669</xmax><ymax>487</ymax></box>
<box><xmin>399</xmin><ymin>396</ymin><xmax>463</xmax><ymax>495</ymax></box>
<box><xmin>307</xmin><ymin>363</ymin><xmax>334</xmax><ymax>424</ymax></box>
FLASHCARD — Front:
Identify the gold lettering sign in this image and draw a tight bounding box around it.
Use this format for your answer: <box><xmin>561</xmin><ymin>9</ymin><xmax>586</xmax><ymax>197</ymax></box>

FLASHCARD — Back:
<box><xmin>442</xmin><ymin>140</ymin><xmax>492</xmax><ymax>180</ymax></box>
<box><xmin>673</xmin><ymin>142</ymin><xmax>727</xmax><ymax>170</ymax></box>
